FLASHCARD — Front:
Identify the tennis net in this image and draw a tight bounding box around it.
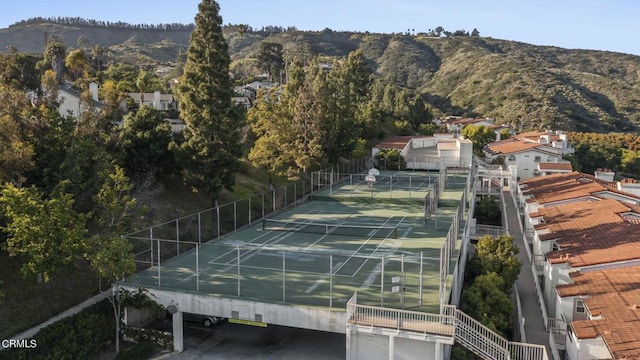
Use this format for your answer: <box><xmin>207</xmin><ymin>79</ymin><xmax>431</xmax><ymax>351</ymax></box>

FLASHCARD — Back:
<box><xmin>262</xmin><ymin>219</ymin><xmax>398</xmax><ymax>239</ymax></box>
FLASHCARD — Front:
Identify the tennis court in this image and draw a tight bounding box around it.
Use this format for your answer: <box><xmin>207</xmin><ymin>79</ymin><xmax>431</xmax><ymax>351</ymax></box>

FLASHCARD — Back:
<box><xmin>124</xmin><ymin>169</ymin><xmax>469</xmax><ymax>313</ymax></box>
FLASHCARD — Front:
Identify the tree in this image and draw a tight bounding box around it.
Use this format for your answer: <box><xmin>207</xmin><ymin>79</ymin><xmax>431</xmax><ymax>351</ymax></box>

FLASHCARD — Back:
<box><xmin>418</xmin><ymin>123</ymin><xmax>439</xmax><ymax>136</ymax></box>
<box><xmin>135</xmin><ymin>70</ymin><xmax>153</xmax><ymax>105</ymax></box>
<box><xmin>119</xmin><ymin>105</ymin><xmax>174</xmax><ymax>180</ymax></box>
<box><xmin>0</xmin><ymin>183</ymin><xmax>87</xmax><ymax>282</ymax></box>
<box><xmin>375</xmin><ymin>148</ymin><xmax>407</xmax><ymax>170</ymax></box>
<box><xmin>475</xmin><ymin>234</ymin><xmax>522</xmax><ymax>289</ymax></box>
<box><xmin>65</xmin><ymin>49</ymin><xmax>89</xmax><ymax>81</ymax></box>
<box><xmin>175</xmin><ymin>0</ymin><xmax>243</xmax><ymax>202</ymax></box>
<box><xmin>257</xmin><ymin>41</ymin><xmax>284</xmax><ymax>82</ymax></box>
<box><xmin>237</xmin><ymin>24</ymin><xmax>249</xmax><ymax>84</ymax></box>
<box><xmin>499</xmin><ymin>128</ymin><xmax>511</xmax><ymax>140</ymax></box>
<box><xmin>463</xmin><ymin>272</ymin><xmax>513</xmax><ymax>337</ymax></box>
<box><xmin>91</xmin><ymin>237</ymin><xmax>135</xmax><ymax>354</ymax></box>
<box><xmin>462</xmin><ymin>125</ymin><xmax>496</xmax><ymax>154</ymax></box>
<box><xmin>471</xmin><ymin>28</ymin><xmax>480</xmax><ymax>37</ymax></box>
<box><xmin>45</xmin><ymin>41</ymin><xmax>66</xmax><ymax>84</ymax></box>
<box><xmin>88</xmin><ymin>165</ymin><xmax>139</xmax><ymax>353</ymax></box>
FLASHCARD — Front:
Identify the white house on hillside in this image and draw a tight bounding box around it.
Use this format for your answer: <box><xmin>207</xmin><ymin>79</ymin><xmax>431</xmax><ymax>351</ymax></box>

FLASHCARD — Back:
<box><xmin>127</xmin><ymin>91</ymin><xmax>177</xmax><ymax>111</ymax></box>
<box><xmin>58</xmin><ymin>81</ymin><xmax>102</xmax><ymax>118</ymax></box>
<box><xmin>484</xmin><ymin>131</ymin><xmax>573</xmax><ymax>180</ymax></box>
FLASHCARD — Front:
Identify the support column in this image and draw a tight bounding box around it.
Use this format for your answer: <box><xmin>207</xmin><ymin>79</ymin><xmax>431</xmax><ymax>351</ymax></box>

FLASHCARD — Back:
<box><xmin>388</xmin><ymin>334</ymin><xmax>395</xmax><ymax>360</ymax></box>
<box><xmin>173</xmin><ymin>311</ymin><xmax>184</xmax><ymax>352</ymax></box>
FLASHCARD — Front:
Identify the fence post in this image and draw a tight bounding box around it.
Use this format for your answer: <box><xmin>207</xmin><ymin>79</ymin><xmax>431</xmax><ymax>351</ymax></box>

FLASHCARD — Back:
<box><xmin>150</xmin><ymin>228</ymin><xmax>154</xmax><ymax>267</ymax></box>
<box><xmin>419</xmin><ymin>251</ymin><xmax>423</xmax><ymax>306</ymax></box>
<box><xmin>380</xmin><ymin>257</ymin><xmax>385</xmax><ymax>307</ymax></box>
<box><xmin>197</xmin><ymin>212</ymin><xmax>202</xmax><ymax>244</ymax></box>
<box><xmin>234</xmin><ymin>201</ymin><xmax>237</xmax><ymax>232</ymax></box>
<box><xmin>282</xmin><ymin>250</ymin><xmax>286</xmax><ymax>302</ymax></box>
<box><xmin>176</xmin><ymin>219</ymin><xmax>180</xmax><ymax>256</ymax></box>
<box><xmin>216</xmin><ymin>203</ymin><xmax>220</xmax><ymax>240</ymax></box>
<box><xmin>157</xmin><ymin>238</ymin><xmax>161</xmax><ymax>287</ymax></box>
<box><xmin>196</xmin><ymin>245</ymin><xmax>200</xmax><ymax>292</ymax></box>
<box><xmin>237</xmin><ymin>247</ymin><xmax>241</xmax><ymax>296</ymax></box>
<box><xmin>329</xmin><ymin>254</ymin><xmax>333</xmax><ymax>308</ymax></box>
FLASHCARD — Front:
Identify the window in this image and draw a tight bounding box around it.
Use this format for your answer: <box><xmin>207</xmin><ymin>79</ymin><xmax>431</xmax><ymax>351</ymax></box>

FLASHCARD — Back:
<box><xmin>575</xmin><ymin>299</ymin><xmax>585</xmax><ymax>313</ymax></box>
<box><xmin>534</xmin><ymin>156</ymin><xmax>541</xmax><ymax>162</ymax></box>
<box><xmin>508</xmin><ymin>155</ymin><xmax>516</xmax><ymax>161</ymax></box>
<box><xmin>551</xmin><ymin>242</ymin><xmax>559</xmax><ymax>251</ymax></box>
<box><xmin>547</xmin><ymin>156</ymin><xmax>554</xmax><ymax>162</ymax></box>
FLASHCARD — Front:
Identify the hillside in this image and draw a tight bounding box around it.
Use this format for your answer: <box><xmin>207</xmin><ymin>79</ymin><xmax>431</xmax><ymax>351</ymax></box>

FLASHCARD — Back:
<box><xmin>2</xmin><ymin>20</ymin><xmax>640</xmax><ymax>132</ymax></box>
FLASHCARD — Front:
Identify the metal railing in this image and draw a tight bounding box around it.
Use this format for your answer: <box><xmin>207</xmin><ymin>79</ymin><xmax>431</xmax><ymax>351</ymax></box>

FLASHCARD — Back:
<box><xmin>347</xmin><ymin>294</ymin><xmax>455</xmax><ymax>336</ymax></box>
<box><xmin>348</xmin><ymin>294</ymin><xmax>548</xmax><ymax>360</ymax></box>
<box><xmin>455</xmin><ymin>310</ymin><xmax>548</xmax><ymax>360</ymax></box>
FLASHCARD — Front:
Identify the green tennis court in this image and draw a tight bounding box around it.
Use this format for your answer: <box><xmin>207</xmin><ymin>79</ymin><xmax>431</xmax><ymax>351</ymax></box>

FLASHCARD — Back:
<box><xmin>124</xmin><ymin>170</ymin><xmax>468</xmax><ymax>313</ymax></box>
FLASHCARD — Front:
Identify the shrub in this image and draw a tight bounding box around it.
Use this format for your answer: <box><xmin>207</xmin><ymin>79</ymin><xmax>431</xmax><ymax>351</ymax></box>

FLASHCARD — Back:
<box><xmin>2</xmin><ymin>299</ymin><xmax>114</xmax><ymax>359</ymax></box>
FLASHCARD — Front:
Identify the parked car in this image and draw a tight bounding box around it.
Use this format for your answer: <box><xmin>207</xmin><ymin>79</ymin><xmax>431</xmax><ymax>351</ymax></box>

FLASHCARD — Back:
<box><xmin>183</xmin><ymin>312</ymin><xmax>224</xmax><ymax>328</ymax></box>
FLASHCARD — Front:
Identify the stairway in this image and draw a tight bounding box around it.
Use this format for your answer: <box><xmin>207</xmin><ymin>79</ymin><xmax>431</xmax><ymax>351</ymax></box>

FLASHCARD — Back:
<box><xmin>454</xmin><ymin>309</ymin><xmax>548</xmax><ymax>360</ymax></box>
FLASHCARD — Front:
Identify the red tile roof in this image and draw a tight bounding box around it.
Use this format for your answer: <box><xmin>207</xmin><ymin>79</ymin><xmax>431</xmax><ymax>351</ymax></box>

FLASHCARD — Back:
<box><xmin>486</xmin><ymin>138</ymin><xmax>561</xmax><ymax>156</ymax></box>
<box><xmin>558</xmin><ymin>267</ymin><xmax>640</xmax><ymax>359</ymax></box>
<box><xmin>533</xmin><ymin>198</ymin><xmax>640</xmax><ymax>267</ymax></box>
<box><xmin>375</xmin><ymin>136</ymin><xmax>415</xmax><ymax>149</ymax></box>
<box><xmin>537</xmin><ymin>162</ymin><xmax>573</xmax><ymax>171</ymax></box>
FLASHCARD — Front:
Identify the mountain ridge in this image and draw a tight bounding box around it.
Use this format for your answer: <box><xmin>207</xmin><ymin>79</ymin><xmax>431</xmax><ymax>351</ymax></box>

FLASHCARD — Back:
<box><xmin>1</xmin><ymin>20</ymin><xmax>639</xmax><ymax>133</ymax></box>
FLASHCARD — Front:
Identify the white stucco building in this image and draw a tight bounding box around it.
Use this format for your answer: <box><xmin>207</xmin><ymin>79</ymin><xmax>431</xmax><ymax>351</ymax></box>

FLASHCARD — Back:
<box><xmin>514</xmin><ymin>172</ymin><xmax>640</xmax><ymax>359</ymax></box>
<box><xmin>484</xmin><ymin>131</ymin><xmax>573</xmax><ymax>180</ymax></box>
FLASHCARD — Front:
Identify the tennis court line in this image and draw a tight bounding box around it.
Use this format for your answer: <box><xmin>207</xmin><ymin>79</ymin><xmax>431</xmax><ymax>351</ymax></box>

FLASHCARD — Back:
<box><xmin>181</xmin><ymin>210</ymin><xmax>325</xmax><ymax>282</ymax></box>
<box><xmin>348</xmin><ymin>223</ymin><xmax>411</xmax><ymax>278</ymax></box>
<box><xmin>302</xmin><ymin>215</ymin><xmax>403</xmax><ymax>294</ymax></box>
<box><xmin>336</xmin><ymin>216</ymin><xmax>406</xmax><ymax>276</ymax></box>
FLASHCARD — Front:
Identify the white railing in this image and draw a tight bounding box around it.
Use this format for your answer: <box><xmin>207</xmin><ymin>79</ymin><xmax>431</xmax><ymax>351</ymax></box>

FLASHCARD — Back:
<box><xmin>471</xmin><ymin>224</ymin><xmax>505</xmax><ymax>237</ymax></box>
<box><xmin>454</xmin><ymin>309</ymin><xmax>510</xmax><ymax>360</ymax></box>
<box><xmin>347</xmin><ymin>295</ymin><xmax>455</xmax><ymax>336</ymax></box>
<box><xmin>548</xmin><ymin>332</ymin><xmax>562</xmax><ymax>360</ymax></box>
<box><xmin>508</xmin><ymin>342</ymin><xmax>549</xmax><ymax>360</ymax></box>
<box><xmin>455</xmin><ymin>310</ymin><xmax>549</xmax><ymax>360</ymax></box>
<box><xmin>548</xmin><ymin>318</ymin><xmax>567</xmax><ymax>351</ymax></box>
<box><xmin>348</xmin><ymin>293</ymin><xmax>548</xmax><ymax>360</ymax></box>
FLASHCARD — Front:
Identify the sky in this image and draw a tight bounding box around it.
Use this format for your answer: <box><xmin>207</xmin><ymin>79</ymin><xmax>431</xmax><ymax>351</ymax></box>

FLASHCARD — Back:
<box><xmin>1</xmin><ymin>0</ymin><xmax>639</xmax><ymax>56</ymax></box>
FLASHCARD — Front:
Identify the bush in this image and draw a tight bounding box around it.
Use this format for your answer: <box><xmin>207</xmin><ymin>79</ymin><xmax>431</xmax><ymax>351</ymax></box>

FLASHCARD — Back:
<box><xmin>375</xmin><ymin>148</ymin><xmax>407</xmax><ymax>170</ymax></box>
<box><xmin>2</xmin><ymin>299</ymin><xmax>114</xmax><ymax>359</ymax></box>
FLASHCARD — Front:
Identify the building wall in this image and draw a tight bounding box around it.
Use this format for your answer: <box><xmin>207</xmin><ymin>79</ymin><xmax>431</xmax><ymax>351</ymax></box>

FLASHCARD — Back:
<box><xmin>565</xmin><ymin>333</ymin><xmax>612</xmax><ymax>360</ymax></box>
<box><xmin>346</xmin><ymin>332</ymin><xmax>441</xmax><ymax>360</ymax></box>
<box><xmin>504</xmin><ymin>150</ymin><xmax>562</xmax><ymax>180</ymax></box>
<box><xmin>123</xmin><ymin>287</ymin><xmax>347</xmax><ymax>334</ymax></box>
<box><xmin>544</xmin><ymin>262</ymin><xmax>571</xmax><ymax>318</ymax></box>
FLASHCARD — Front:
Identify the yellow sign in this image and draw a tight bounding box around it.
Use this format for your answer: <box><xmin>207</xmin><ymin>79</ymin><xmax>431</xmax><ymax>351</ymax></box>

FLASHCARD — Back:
<box><xmin>228</xmin><ymin>318</ymin><xmax>268</xmax><ymax>327</ymax></box>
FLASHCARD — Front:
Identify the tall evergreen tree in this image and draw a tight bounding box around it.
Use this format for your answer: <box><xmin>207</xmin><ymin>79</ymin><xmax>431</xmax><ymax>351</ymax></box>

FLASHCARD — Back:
<box><xmin>175</xmin><ymin>0</ymin><xmax>242</xmax><ymax>202</ymax></box>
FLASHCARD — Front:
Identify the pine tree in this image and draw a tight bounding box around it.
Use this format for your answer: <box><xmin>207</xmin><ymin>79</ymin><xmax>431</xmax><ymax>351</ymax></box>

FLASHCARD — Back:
<box><xmin>176</xmin><ymin>0</ymin><xmax>242</xmax><ymax>202</ymax></box>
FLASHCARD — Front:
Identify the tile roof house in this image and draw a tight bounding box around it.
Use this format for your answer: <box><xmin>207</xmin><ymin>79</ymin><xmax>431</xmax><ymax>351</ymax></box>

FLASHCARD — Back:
<box><xmin>556</xmin><ymin>267</ymin><xmax>640</xmax><ymax>360</ymax></box>
<box><xmin>484</xmin><ymin>130</ymin><xmax>573</xmax><ymax>181</ymax></box>
<box><xmin>512</xmin><ymin>171</ymin><xmax>640</xmax><ymax>358</ymax></box>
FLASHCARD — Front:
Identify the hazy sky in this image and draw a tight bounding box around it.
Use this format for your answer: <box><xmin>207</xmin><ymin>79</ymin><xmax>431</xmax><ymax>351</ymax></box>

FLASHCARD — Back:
<box><xmin>1</xmin><ymin>0</ymin><xmax>638</xmax><ymax>56</ymax></box>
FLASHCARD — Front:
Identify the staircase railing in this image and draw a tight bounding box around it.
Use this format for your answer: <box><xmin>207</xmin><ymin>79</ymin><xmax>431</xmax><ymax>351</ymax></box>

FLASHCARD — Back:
<box><xmin>454</xmin><ymin>309</ymin><xmax>548</xmax><ymax>360</ymax></box>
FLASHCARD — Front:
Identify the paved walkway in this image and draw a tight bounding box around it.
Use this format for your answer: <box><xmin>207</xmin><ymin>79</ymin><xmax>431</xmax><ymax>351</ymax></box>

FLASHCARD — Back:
<box><xmin>503</xmin><ymin>190</ymin><xmax>551</xmax><ymax>354</ymax></box>
<box><xmin>6</xmin><ymin>289</ymin><xmax>111</xmax><ymax>342</ymax></box>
